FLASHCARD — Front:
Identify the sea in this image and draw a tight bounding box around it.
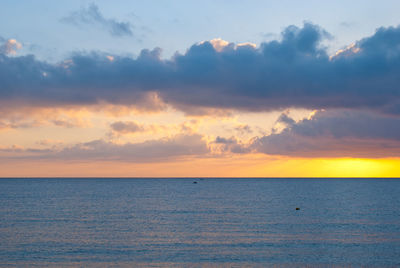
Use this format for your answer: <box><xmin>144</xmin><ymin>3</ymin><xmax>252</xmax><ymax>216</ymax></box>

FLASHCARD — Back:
<box><xmin>0</xmin><ymin>178</ymin><xmax>399</xmax><ymax>267</ymax></box>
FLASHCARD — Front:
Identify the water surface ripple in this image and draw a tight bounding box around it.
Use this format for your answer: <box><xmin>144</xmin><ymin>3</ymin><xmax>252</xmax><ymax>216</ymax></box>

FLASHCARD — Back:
<box><xmin>0</xmin><ymin>178</ymin><xmax>399</xmax><ymax>267</ymax></box>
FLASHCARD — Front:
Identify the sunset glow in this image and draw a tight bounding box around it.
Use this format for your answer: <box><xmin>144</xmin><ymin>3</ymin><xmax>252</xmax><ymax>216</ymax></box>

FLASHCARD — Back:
<box><xmin>1</xmin><ymin>1</ymin><xmax>400</xmax><ymax>177</ymax></box>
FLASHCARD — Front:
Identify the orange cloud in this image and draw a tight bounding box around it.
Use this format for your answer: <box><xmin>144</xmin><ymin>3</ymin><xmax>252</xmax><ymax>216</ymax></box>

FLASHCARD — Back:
<box><xmin>0</xmin><ymin>39</ymin><xmax>22</xmax><ymax>55</ymax></box>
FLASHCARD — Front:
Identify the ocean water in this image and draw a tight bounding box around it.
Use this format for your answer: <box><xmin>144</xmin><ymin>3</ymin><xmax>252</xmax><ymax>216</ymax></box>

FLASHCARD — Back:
<box><xmin>0</xmin><ymin>178</ymin><xmax>399</xmax><ymax>267</ymax></box>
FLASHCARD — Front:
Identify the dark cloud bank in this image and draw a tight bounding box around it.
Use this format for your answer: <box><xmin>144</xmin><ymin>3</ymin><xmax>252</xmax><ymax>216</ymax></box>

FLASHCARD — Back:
<box><xmin>1</xmin><ymin>22</ymin><xmax>400</xmax><ymax>114</ymax></box>
<box><xmin>2</xmin><ymin>22</ymin><xmax>400</xmax><ymax>158</ymax></box>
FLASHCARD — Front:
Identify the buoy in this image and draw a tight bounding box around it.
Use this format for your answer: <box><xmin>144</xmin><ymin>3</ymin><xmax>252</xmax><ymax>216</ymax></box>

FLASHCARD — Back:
<box><xmin>295</xmin><ymin>207</ymin><xmax>300</xmax><ymax>210</ymax></box>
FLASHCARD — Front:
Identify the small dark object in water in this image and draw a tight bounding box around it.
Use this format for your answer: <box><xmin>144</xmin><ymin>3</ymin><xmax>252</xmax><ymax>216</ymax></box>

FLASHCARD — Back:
<box><xmin>193</xmin><ymin>181</ymin><xmax>197</xmax><ymax>184</ymax></box>
<box><xmin>296</xmin><ymin>207</ymin><xmax>300</xmax><ymax>210</ymax></box>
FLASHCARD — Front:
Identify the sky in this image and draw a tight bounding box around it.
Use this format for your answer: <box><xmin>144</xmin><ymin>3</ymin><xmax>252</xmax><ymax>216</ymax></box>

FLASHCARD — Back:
<box><xmin>1</xmin><ymin>0</ymin><xmax>400</xmax><ymax>177</ymax></box>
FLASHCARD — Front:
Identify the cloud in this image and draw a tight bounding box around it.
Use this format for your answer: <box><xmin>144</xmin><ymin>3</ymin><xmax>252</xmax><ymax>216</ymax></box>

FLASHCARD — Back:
<box><xmin>234</xmin><ymin>124</ymin><xmax>252</xmax><ymax>135</ymax></box>
<box><xmin>1</xmin><ymin>22</ymin><xmax>400</xmax><ymax>115</ymax></box>
<box><xmin>36</xmin><ymin>139</ymin><xmax>64</xmax><ymax>147</ymax></box>
<box><xmin>1</xmin><ymin>134</ymin><xmax>209</xmax><ymax>162</ymax></box>
<box><xmin>276</xmin><ymin>112</ymin><xmax>296</xmax><ymax>126</ymax></box>
<box><xmin>110</xmin><ymin>121</ymin><xmax>145</xmax><ymax>134</ymax></box>
<box><xmin>252</xmin><ymin>110</ymin><xmax>400</xmax><ymax>157</ymax></box>
<box><xmin>0</xmin><ymin>107</ymin><xmax>93</xmax><ymax>130</ymax></box>
<box><xmin>213</xmin><ymin>136</ymin><xmax>251</xmax><ymax>154</ymax></box>
<box><xmin>57</xmin><ymin>134</ymin><xmax>209</xmax><ymax>161</ymax></box>
<box><xmin>207</xmin><ymin>38</ymin><xmax>230</xmax><ymax>52</ymax></box>
<box><xmin>0</xmin><ymin>38</ymin><xmax>22</xmax><ymax>55</ymax></box>
<box><xmin>215</xmin><ymin>136</ymin><xmax>237</xmax><ymax>144</ymax></box>
<box><xmin>61</xmin><ymin>3</ymin><xmax>133</xmax><ymax>37</ymax></box>
<box><xmin>0</xmin><ymin>144</ymin><xmax>52</xmax><ymax>154</ymax></box>
<box><xmin>339</xmin><ymin>21</ymin><xmax>356</xmax><ymax>28</ymax></box>
<box><xmin>0</xmin><ymin>120</ymin><xmax>41</xmax><ymax>130</ymax></box>
<box><xmin>109</xmin><ymin>120</ymin><xmax>184</xmax><ymax>137</ymax></box>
